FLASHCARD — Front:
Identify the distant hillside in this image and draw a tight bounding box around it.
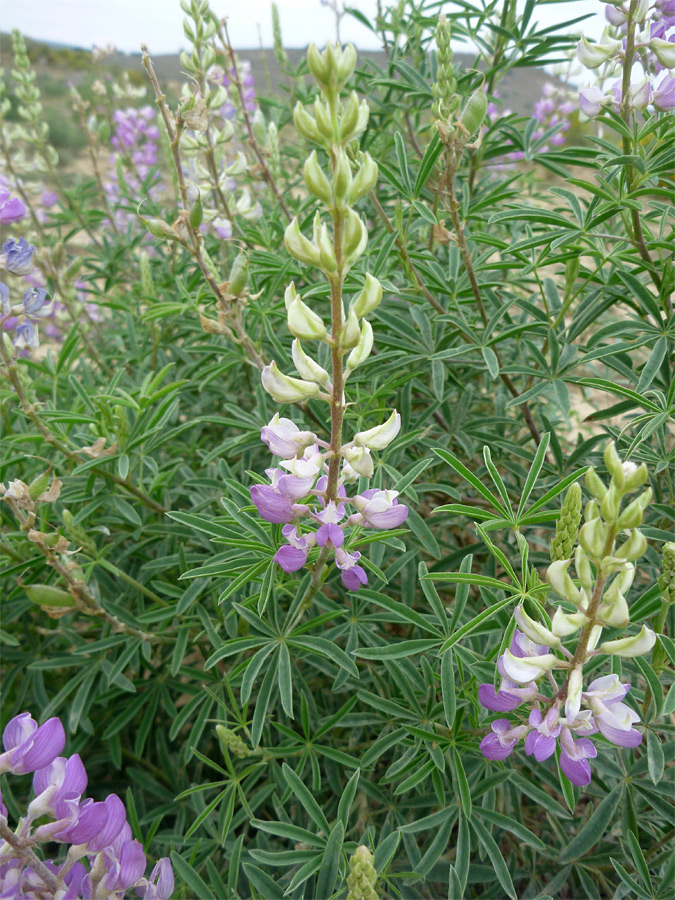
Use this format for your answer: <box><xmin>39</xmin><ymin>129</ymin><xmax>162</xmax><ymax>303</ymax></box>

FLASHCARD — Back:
<box><xmin>1</xmin><ymin>32</ymin><xmax>561</xmax><ymax>117</ymax></box>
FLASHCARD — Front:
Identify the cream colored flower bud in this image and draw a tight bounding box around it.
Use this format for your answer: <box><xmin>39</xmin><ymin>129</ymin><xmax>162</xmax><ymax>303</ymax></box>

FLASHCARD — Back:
<box><xmin>551</xmin><ymin>608</ymin><xmax>588</xmax><ymax>638</ymax></box>
<box><xmin>294</xmin><ymin>102</ymin><xmax>321</xmax><ymax>143</ymax></box>
<box><xmin>346</xmin><ymin>320</ymin><xmax>374</xmax><ymax>373</ymax></box>
<box><xmin>307</xmin><ymin>43</ymin><xmax>329</xmax><ymax>86</ymax></box>
<box><xmin>287</xmin><ymin>296</ymin><xmax>327</xmax><ymax>340</ymax></box>
<box><xmin>614</xmin><ymin>529</ymin><xmax>647</xmax><ymax>562</ymax></box>
<box><xmin>349</xmin><ymin>153</ymin><xmax>378</xmax><ymax>204</ymax></box>
<box><xmin>577</xmin><ymin>34</ymin><xmax>620</xmax><ymax>68</ymax></box>
<box><xmin>340</xmin><ymin>92</ymin><xmax>360</xmax><ymax>137</ymax></box>
<box><xmin>604</xmin><ymin>441</ymin><xmax>625</xmax><ymax>489</ymax></box>
<box><xmin>342</xmin><ymin>209</ymin><xmax>368</xmax><ymax>263</ymax></box>
<box><xmin>514</xmin><ymin>604</ymin><xmax>561</xmax><ymax>648</ymax></box>
<box><xmin>336</xmin><ymin>43</ymin><xmax>357</xmax><ymax>86</ymax></box>
<box><xmin>600</xmin><ymin>625</ymin><xmax>656</xmax><ymax>658</ymax></box>
<box><xmin>597</xmin><ymin>591</ymin><xmax>629</xmax><ymax>628</ymax></box>
<box><xmin>333</xmin><ymin>149</ymin><xmax>353</xmax><ymax>205</ymax></box>
<box><xmin>352</xmin><ymin>274</ymin><xmax>383</xmax><ymax>318</ymax></box>
<box><xmin>600</xmin><ymin>484</ymin><xmax>621</xmax><ymax>522</ymax></box>
<box><xmin>340</xmin><ymin>305</ymin><xmax>362</xmax><ymax>350</ymax></box>
<box><xmin>579</xmin><ymin>517</ymin><xmax>607</xmax><ymax>560</ymax></box>
<box><xmin>617</xmin><ymin>488</ymin><xmax>652</xmax><ymax>529</ymax></box>
<box><xmin>261</xmin><ymin>361</ymin><xmax>320</xmax><ymax>403</ymax></box>
<box><xmin>546</xmin><ymin>559</ymin><xmax>583</xmax><ymax>606</ymax></box>
<box><xmin>318</xmin><ymin>223</ymin><xmax>337</xmax><ymax>273</ymax></box>
<box><xmin>585</xmin><ymin>468</ymin><xmax>607</xmax><ymax>501</ymax></box>
<box><xmin>354</xmin><ymin>410</ymin><xmax>401</xmax><ymax>451</ymax></box>
<box><xmin>565</xmin><ymin>666</ymin><xmax>583</xmax><ymax>722</ymax></box>
<box><xmin>314</xmin><ymin>98</ymin><xmax>334</xmax><ymax>141</ymax></box>
<box><xmin>284</xmin><ymin>218</ymin><xmax>321</xmax><ymax>267</ymax></box>
<box><xmin>304</xmin><ymin>151</ymin><xmax>332</xmax><ymax>204</ymax></box>
<box><xmin>623</xmin><ymin>461</ymin><xmax>648</xmax><ymax>491</ymax></box>
<box><xmin>292</xmin><ymin>340</ymin><xmax>331</xmax><ymax>386</ymax></box>
<box><xmin>650</xmin><ymin>38</ymin><xmax>675</xmax><ymax>69</ymax></box>
<box><xmin>342</xmin><ymin>445</ymin><xmax>374</xmax><ymax>477</ymax></box>
<box><xmin>576</xmin><ymin>545</ymin><xmax>593</xmax><ymax>593</ymax></box>
<box><xmin>502</xmin><ymin>650</ymin><xmax>558</xmax><ymax>683</ymax></box>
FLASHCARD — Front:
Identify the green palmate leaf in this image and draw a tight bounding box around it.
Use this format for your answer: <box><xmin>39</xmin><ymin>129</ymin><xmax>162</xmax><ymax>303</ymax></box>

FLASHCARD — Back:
<box><xmin>243</xmin><ymin>863</ymin><xmax>286</xmax><ymax>900</ymax></box>
<box><xmin>355</xmin><ymin>639</ymin><xmax>442</xmax><ymax>660</ymax></box>
<box><xmin>646</xmin><ymin>731</ymin><xmax>665</xmax><ymax>785</ymax></box>
<box><xmin>475</xmin><ymin>807</ymin><xmax>546</xmax><ymax>852</ymax></box>
<box><xmin>439</xmin><ymin>595</ymin><xmax>515</xmax><ymax>652</ymax></box>
<box><xmin>559</xmin><ymin>786</ymin><xmax>623</xmax><ymax>863</ymax></box>
<box><xmin>432</xmin><ymin>448</ymin><xmax>509</xmax><ymax>515</ymax></box>
<box><xmin>170</xmin><ymin>852</ymin><xmax>215</xmax><ymax>900</ymax></box>
<box><xmin>441</xmin><ymin>649</ymin><xmax>456</xmax><ymax>729</ymax></box>
<box><xmin>452</xmin><ymin>748</ymin><xmax>472</xmax><ymax>820</ymax></box>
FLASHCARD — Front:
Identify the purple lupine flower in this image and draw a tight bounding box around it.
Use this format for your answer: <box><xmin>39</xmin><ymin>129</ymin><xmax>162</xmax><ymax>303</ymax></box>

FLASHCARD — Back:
<box><xmin>31</xmin><ymin>754</ymin><xmax>88</xmax><ymax>818</ymax></box>
<box><xmin>100</xmin><ymin>839</ymin><xmax>147</xmax><ymax>894</ymax></box>
<box><xmin>335</xmin><ymin>547</ymin><xmax>367</xmax><ymax>590</ymax></box>
<box><xmin>0</xmin><ymin>713</ymin><xmax>65</xmax><ymax>775</ymax></box>
<box><xmin>479</xmin><ymin>719</ymin><xmax>528</xmax><ymax>761</ymax></box>
<box><xmin>579</xmin><ymin>85</ymin><xmax>607</xmax><ymax>118</ymax></box>
<box><xmin>0</xmin><ymin>282</ymin><xmax>9</xmax><ymax>316</ymax></box>
<box><xmin>479</xmin><ymin>635</ymin><xmax>540</xmax><ymax>711</ymax></box>
<box><xmin>0</xmin><ymin>238</ymin><xmax>35</xmax><ymax>276</ymax></box>
<box><xmin>0</xmin><ymin>189</ymin><xmax>26</xmax><ymax>224</ymax></box>
<box><xmin>139</xmin><ymin>858</ymin><xmax>175</xmax><ymax>900</ymax></box>
<box><xmin>605</xmin><ymin>4</ymin><xmax>626</xmax><ymax>27</ymax></box>
<box><xmin>316</xmin><ymin>521</ymin><xmax>344</xmax><ymax>547</ymax></box>
<box><xmin>558</xmin><ymin>727</ymin><xmax>596</xmax><ymax>785</ymax></box>
<box><xmin>261</xmin><ymin>414</ymin><xmax>319</xmax><ymax>459</ymax></box>
<box><xmin>22</xmin><ymin>287</ymin><xmax>51</xmax><ymax>317</ymax></box>
<box><xmin>524</xmin><ymin>707</ymin><xmax>561</xmax><ymax>761</ymax></box>
<box><xmin>349</xmin><ymin>489</ymin><xmax>409</xmax><ymax>529</ymax></box>
<box><xmin>501</xmin><ymin>630</ymin><xmax>555</xmax><ymax>684</ymax></box>
<box><xmin>653</xmin><ymin>76</ymin><xmax>675</xmax><ymax>110</ymax></box>
<box><xmin>274</xmin><ymin>525</ymin><xmax>316</xmax><ymax>572</ymax></box>
<box><xmin>250</xmin><ymin>483</ymin><xmax>298</xmax><ymax>524</ymax></box>
<box><xmin>584</xmin><ymin>674</ymin><xmax>642</xmax><ymax>747</ymax></box>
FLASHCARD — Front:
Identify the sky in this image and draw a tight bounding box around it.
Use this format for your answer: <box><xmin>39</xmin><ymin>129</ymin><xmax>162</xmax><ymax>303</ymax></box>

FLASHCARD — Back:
<box><xmin>0</xmin><ymin>0</ymin><xmax>604</xmax><ymax>56</ymax></box>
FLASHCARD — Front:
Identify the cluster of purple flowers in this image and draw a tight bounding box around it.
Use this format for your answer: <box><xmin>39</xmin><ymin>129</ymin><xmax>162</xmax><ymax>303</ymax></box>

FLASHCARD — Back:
<box><xmin>0</xmin><ymin>189</ymin><xmax>26</xmax><ymax>225</ymax></box>
<box><xmin>578</xmin><ymin>0</ymin><xmax>675</xmax><ymax>116</ymax></box>
<box><xmin>531</xmin><ymin>83</ymin><xmax>576</xmax><ymax>148</ymax></box>
<box><xmin>479</xmin><ymin>629</ymin><xmax>643</xmax><ymax>785</ymax></box>
<box><xmin>250</xmin><ymin>414</ymin><xmax>409</xmax><ymax>590</ymax></box>
<box><xmin>210</xmin><ymin>60</ymin><xmax>257</xmax><ymax>120</ymax></box>
<box><xmin>106</xmin><ymin>107</ymin><xmax>161</xmax><ymax>229</ymax></box>
<box><xmin>0</xmin><ymin>712</ymin><xmax>173</xmax><ymax>900</ymax></box>
<box><xmin>0</xmin><ymin>223</ymin><xmax>53</xmax><ymax>352</ymax></box>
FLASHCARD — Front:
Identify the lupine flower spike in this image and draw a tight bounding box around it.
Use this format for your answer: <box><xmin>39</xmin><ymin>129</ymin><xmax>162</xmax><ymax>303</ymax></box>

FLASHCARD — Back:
<box><xmin>479</xmin><ymin>443</ymin><xmax>656</xmax><ymax>786</ymax></box>
<box><xmin>249</xmin><ymin>43</ymin><xmax>408</xmax><ymax>591</ymax></box>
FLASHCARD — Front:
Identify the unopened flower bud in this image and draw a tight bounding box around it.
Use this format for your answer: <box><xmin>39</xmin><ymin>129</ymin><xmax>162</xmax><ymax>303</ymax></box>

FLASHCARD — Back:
<box><xmin>307</xmin><ymin>43</ymin><xmax>330</xmax><ymax>88</ymax></box>
<box><xmin>349</xmin><ymin>153</ymin><xmax>378</xmax><ymax>204</ymax></box>
<box><xmin>342</xmin><ymin>445</ymin><xmax>374</xmax><ymax>477</ymax></box>
<box><xmin>600</xmin><ymin>625</ymin><xmax>656</xmax><ymax>658</ymax></box>
<box><xmin>284</xmin><ymin>218</ymin><xmax>321</xmax><ymax>267</ymax></box>
<box><xmin>285</xmin><ymin>283</ymin><xmax>327</xmax><ymax>340</ymax></box>
<box><xmin>577</xmin><ymin>34</ymin><xmax>620</xmax><ymax>68</ymax></box>
<box><xmin>502</xmin><ymin>650</ymin><xmax>558</xmax><ymax>683</ymax></box>
<box><xmin>550</xmin><ymin>482</ymin><xmax>582</xmax><ymax>561</ymax></box>
<box><xmin>28</xmin><ymin>471</ymin><xmax>51</xmax><ymax>501</ymax></box>
<box><xmin>314</xmin><ymin>98</ymin><xmax>334</xmax><ymax>141</ymax></box>
<box><xmin>604</xmin><ymin>441</ymin><xmax>625</xmax><ymax>488</ymax></box>
<box><xmin>347</xmin><ymin>845</ymin><xmax>378</xmax><ymax>900</ymax></box>
<box><xmin>261</xmin><ymin>361</ymin><xmax>320</xmax><ymax>403</ymax></box>
<box><xmin>600</xmin><ymin>484</ymin><xmax>621</xmax><ymax>522</ymax></box>
<box><xmin>617</xmin><ymin>488</ymin><xmax>652</xmax><ymax>529</ymax></box>
<box><xmin>565</xmin><ymin>666</ymin><xmax>583</xmax><ymax>722</ymax></box>
<box><xmin>303</xmin><ymin>151</ymin><xmax>332</xmax><ymax>204</ymax></box>
<box><xmin>346</xmin><ymin>319</ymin><xmax>374</xmax><ymax>373</ymax></box>
<box><xmin>658</xmin><ymin>542</ymin><xmax>675</xmax><ymax>604</ymax></box>
<box><xmin>340</xmin><ymin>305</ymin><xmax>361</xmax><ymax>350</ymax></box>
<box><xmin>352</xmin><ymin>274</ymin><xmax>383</xmax><ymax>318</ymax></box>
<box><xmin>340</xmin><ymin>92</ymin><xmax>369</xmax><ymax>142</ymax></box>
<box><xmin>551</xmin><ymin>608</ymin><xmax>588</xmax><ymax>638</ymax></box>
<box><xmin>579</xmin><ymin>517</ymin><xmax>607</xmax><ymax>560</ymax></box>
<box><xmin>614</xmin><ymin>529</ymin><xmax>647</xmax><ymax>562</ymax></box>
<box><xmin>317</xmin><ymin>222</ymin><xmax>337</xmax><ymax>273</ymax></box>
<box><xmin>342</xmin><ymin>209</ymin><xmax>367</xmax><ymax>263</ymax></box>
<box><xmin>292</xmin><ymin>340</ymin><xmax>331</xmax><ymax>386</ymax></box>
<box><xmin>650</xmin><ymin>38</ymin><xmax>675</xmax><ymax>69</ymax></box>
<box><xmin>514</xmin><ymin>604</ymin><xmax>561</xmax><ymax>648</ymax></box>
<box><xmin>293</xmin><ymin>103</ymin><xmax>321</xmax><ymax>143</ymax></box>
<box><xmin>189</xmin><ymin>195</ymin><xmax>203</xmax><ymax>229</ymax></box>
<box><xmin>354</xmin><ymin>410</ymin><xmax>401</xmax><ymax>451</ymax></box>
<box><xmin>216</xmin><ymin>724</ymin><xmax>252</xmax><ymax>758</ymax></box>
<box><xmin>333</xmin><ymin>149</ymin><xmax>353</xmax><ymax>205</ymax></box>
<box><xmin>547</xmin><ymin>559</ymin><xmax>583</xmax><ymax>606</ymax></box>
<box><xmin>623</xmin><ymin>461</ymin><xmax>648</xmax><ymax>491</ymax></box>
<box><xmin>585</xmin><ymin>467</ymin><xmax>607</xmax><ymax>502</ymax></box>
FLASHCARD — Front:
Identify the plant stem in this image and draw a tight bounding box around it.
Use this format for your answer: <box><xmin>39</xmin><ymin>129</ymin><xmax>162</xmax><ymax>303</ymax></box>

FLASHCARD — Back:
<box><xmin>0</xmin><ymin>820</ymin><xmax>60</xmax><ymax>895</ymax></box>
